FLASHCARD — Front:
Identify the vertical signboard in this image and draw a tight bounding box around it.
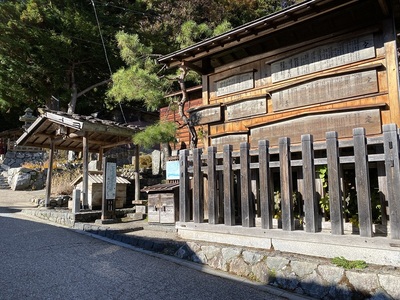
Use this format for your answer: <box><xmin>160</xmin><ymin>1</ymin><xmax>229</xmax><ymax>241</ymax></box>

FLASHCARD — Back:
<box><xmin>102</xmin><ymin>157</ymin><xmax>117</xmax><ymax>220</ymax></box>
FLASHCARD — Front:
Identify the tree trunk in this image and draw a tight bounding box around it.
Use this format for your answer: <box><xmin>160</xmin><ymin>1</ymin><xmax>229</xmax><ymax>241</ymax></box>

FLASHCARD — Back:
<box><xmin>68</xmin><ymin>65</ymin><xmax>78</xmax><ymax>114</ymax></box>
<box><xmin>67</xmin><ymin>63</ymin><xmax>111</xmax><ymax>114</ymax></box>
<box><xmin>177</xmin><ymin>66</ymin><xmax>198</xmax><ymax>149</ymax></box>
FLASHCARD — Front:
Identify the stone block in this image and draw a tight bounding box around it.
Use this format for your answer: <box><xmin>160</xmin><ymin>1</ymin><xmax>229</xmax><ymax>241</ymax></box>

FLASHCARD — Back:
<box><xmin>378</xmin><ymin>274</ymin><xmax>400</xmax><ymax>299</ymax></box>
<box><xmin>135</xmin><ymin>205</ymin><xmax>147</xmax><ymax>213</ymax></box>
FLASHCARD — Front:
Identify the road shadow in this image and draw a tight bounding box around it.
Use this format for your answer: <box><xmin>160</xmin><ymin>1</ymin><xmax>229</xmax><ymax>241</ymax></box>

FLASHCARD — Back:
<box><xmin>0</xmin><ymin>206</ymin><xmax>22</xmax><ymax>214</ymax></box>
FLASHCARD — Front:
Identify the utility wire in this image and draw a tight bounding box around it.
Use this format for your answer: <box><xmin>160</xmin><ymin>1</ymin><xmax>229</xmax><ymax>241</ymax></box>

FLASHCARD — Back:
<box><xmin>91</xmin><ymin>0</ymin><xmax>113</xmax><ymax>76</ymax></box>
<box><xmin>90</xmin><ymin>0</ymin><xmax>127</xmax><ymax>124</ymax></box>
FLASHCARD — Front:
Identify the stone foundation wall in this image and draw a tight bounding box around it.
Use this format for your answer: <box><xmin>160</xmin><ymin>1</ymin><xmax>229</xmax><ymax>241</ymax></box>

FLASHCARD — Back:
<box><xmin>21</xmin><ymin>208</ymin><xmax>400</xmax><ymax>300</ymax></box>
<box><xmin>175</xmin><ymin>241</ymin><xmax>399</xmax><ymax>300</ymax></box>
<box><xmin>76</xmin><ymin>222</ymin><xmax>399</xmax><ymax>300</ymax></box>
<box><xmin>22</xmin><ymin>209</ymin><xmax>76</xmax><ymax>227</ymax></box>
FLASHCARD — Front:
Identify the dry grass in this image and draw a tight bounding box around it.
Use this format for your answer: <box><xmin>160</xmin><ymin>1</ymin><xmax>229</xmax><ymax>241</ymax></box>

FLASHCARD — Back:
<box><xmin>22</xmin><ymin>160</ymin><xmax>57</xmax><ymax>171</ymax></box>
<box><xmin>51</xmin><ymin>168</ymin><xmax>82</xmax><ymax>196</ymax></box>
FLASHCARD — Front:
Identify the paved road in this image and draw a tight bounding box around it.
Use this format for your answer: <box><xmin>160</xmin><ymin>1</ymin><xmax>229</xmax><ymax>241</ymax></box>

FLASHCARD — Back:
<box><xmin>0</xmin><ymin>204</ymin><xmax>293</xmax><ymax>300</ymax></box>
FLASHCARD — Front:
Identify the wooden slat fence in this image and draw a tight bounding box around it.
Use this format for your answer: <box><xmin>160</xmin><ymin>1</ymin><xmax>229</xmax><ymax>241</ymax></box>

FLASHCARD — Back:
<box><xmin>179</xmin><ymin>124</ymin><xmax>400</xmax><ymax>240</ymax></box>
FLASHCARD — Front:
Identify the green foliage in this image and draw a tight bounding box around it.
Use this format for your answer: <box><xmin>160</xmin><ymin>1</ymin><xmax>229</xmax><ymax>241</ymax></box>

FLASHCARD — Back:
<box><xmin>0</xmin><ymin>0</ymin><xmax>299</xmax><ymax>129</ymax></box>
<box><xmin>133</xmin><ymin>121</ymin><xmax>177</xmax><ymax>149</ymax></box>
<box><xmin>331</xmin><ymin>256</ymin><xmax>367</xmax><ymax>270</ymax></box>
<box><xmin>0</xmin><ymin>0</ymin><xmax>133</xmax><ymax>115</ymax></box>
<box><xmin>107</xmin><ymin>31</ymin><xmax>170</xmax><ymax>111</ymax></box>
<box><xmin>177</xmin><ymin>20</ymin><xmax>213</xmax><ymax>48</ymax></box>
<box><xmin>108</xmin><ymin>65</ymin><xmax>165</xmax><ymax>111</ymax></box>
<box><xmin>317</xmin><ymin>166</ymin><xmax>330</xmax><ymax>214</ymax></box>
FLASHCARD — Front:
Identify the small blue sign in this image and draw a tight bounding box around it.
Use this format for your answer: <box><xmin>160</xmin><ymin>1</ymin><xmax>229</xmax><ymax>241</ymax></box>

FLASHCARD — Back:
<box><xmin>166</xmin><ymin>161</ymin><xmax>180</xmax><ymax>180</ymax></box>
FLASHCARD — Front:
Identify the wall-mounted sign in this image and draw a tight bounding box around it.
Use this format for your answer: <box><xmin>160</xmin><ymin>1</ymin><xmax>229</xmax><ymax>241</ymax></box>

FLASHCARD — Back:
<box><xmin>211</xmin><ymin>133</ymin><xmax>248</xmax><ymax>151</ymax></box>
<box><xmin>226</xmin><ymin>97</ymin><xmax>267</xmax><ymax>120</ymax></box>
<box><xmin>271</xmin><ymin>34</ymin><xmax>375</xmax><ymax>83</ymax></box>
<box><xmin>166</xmin><ymin>161</ymin><xmax>180</xmax><ymax>180</ymax></box>
<box><xmin>272</xmin><ymin>70</ymin><xmax>378</xmax><ymax>111</ymax></box>
<box><xmin>250</xmin><ymin>108</ymin><xmax>381</xmax><ymax>147</ymax></box>
<box><xmin>216</xmin><ymin>71</ymin><xmax>254</xmax><ymax>97</ymax></box>
<box><xmin>189</xmin><ymin>105</ymin><xmax>222</xmax><ymax>125</ymax></box>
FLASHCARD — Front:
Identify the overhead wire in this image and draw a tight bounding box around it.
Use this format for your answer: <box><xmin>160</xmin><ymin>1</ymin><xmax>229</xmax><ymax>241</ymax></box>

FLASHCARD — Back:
<box><xmin>90</xmin><ymin>0</ymin><xmax>127</xmax><ymax>124</ymax></box>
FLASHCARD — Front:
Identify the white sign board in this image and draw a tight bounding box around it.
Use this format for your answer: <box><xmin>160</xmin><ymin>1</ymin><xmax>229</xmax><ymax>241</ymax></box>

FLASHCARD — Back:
<box><xmin>105</xmin><ymin>161</ymin><xmax>117</xmax><ymax>199</ymax></box>
<box><xmin>166</xmin><ymin>161</ymin><xmax>180</xmax><ymax>180</ymax></box>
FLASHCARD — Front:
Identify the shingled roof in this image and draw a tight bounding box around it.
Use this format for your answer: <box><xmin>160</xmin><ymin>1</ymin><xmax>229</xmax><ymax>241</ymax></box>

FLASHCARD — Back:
<box><xmin>16</xmin><ymin>108</ymin><xmax>142</xmax><ymax>152</ymax></box>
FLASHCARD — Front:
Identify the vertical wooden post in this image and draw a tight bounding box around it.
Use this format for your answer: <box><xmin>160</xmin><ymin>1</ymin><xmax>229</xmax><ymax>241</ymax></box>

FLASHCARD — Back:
<box><xmin>259</xmin><ymin>140</ymin><xmax>273</xmax><ymax>229</ymax></box>
<box><xmin>179</xmin><ymin>149</ymin><xmax>190</xmax><ymax>222</ymax></box>
<box><xmin>218</xmin><ymin>170</ymin><xmax>224</xmax><ymax>223</ymax></box>
<box><xmin>377</xmin><ymin>162</ymin><xmax>388</xmax><ymax>226</ymax></box>
<box><xmin>207</xmin><ymin>146</ymin><xmax>218</xmax><ymax>224</ymax></box>
<box><xmin>45</xmin><ymin>138</ymin><xmax>55</xmax><ymax>207</ymax></box>
<box><xmin>134</xmin><ymin>144</ymin><xmax>140</xmax><ymax>201</ymax></box>
<box><xmin>301</xmin><ymin>134</ymin><xmax>318</xmax><ymax>233</ymax></box>
<box><xmin>240</xmin><ymin>142</ymin><xmax>255</xmax><ymax>227</ymax></box>
<box><xmin>326</xmin><ymin>131</ymin><xmax>344</xmax><ymax>235</ymax></box>
<box><xmin>383</xmin><ymin>124</ymin><xmax>400</xmax><ymax>239</ymax></box>
<box><xmin>279</xmin><ymin>137</ymin><xmax>294</xmax><ymax>231</ymax></box>
<box><xmin>383</xmin><ymin>19</ymin><xmax>400</xmax><ymax>124</ymax></box>
<box><xmin>223</xmin><ymin>144</ymin><xmax>235</xmax><ymax>226</ymax></box>
<box><xmin>98</xmin><ymin>148</ymin><xmax>103</xmax><ymax>170</ymax></box>
<box><xmin>82</xmin><ymin>132</ymin><xmax>89</xmax><ymax>209</ymax></box>
<box><xmin>353</xmin><ymin>127</ymin><xmax>373</xmax><ymax>237</ymax></box>
<box><xmin>251</xmin><ymin>170</ymin><xmax>260</xmax><ymax>217</ymax></box>
<box><xmin>193</xmin><ymin>148</ymin><xmax>204</xmax><ymax>223</ymax></box>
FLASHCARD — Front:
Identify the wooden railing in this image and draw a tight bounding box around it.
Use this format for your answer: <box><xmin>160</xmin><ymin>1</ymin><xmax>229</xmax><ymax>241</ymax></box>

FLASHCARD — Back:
<box><xmin>179</xmin><ymin>124</ymin><xmax>400</xmax><ymax>240</ymax></box>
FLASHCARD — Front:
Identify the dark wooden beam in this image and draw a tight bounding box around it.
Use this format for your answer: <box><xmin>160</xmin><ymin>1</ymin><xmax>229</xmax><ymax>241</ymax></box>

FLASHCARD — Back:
<box><xmin>181</xmin><ymin>61</ymin><xmax>206</xmax><ymax>75</ymax></box>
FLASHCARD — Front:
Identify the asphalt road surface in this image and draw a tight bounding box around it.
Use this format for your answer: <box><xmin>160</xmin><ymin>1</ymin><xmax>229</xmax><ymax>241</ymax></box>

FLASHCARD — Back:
<box><xmin>0</xmin><ymin>207</ymin><xmax>293</xmax><ymax>300</ymax></box>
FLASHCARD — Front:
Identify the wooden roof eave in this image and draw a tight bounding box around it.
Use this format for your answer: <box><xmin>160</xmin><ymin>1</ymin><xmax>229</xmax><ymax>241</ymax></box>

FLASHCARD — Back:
<box><xmin>16</xmin><ymin>116</ymin><xmax>47</xmax><ymax>147</ymax></box>
<box><xmin>157</xmin><ymin>0</ymin><xmax>362</xmax><ymax>69</ymax></box>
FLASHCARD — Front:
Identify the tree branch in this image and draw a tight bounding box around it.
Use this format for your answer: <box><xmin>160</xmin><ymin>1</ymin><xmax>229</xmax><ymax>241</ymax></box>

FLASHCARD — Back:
<box><xmin>77</xmin><ymin>78</ymin><xmax>112</xmax><ymax>98</ymax></box>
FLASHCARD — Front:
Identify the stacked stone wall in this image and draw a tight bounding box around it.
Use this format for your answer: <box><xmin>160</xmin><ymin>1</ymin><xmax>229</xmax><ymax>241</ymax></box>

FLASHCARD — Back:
<box><xmin>2</xmin><ymin>151</ymin><xmax>46</xmax><ymax>168</ymax></box>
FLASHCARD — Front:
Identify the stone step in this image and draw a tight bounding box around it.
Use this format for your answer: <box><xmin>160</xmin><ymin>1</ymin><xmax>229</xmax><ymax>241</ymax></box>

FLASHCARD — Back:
<box><xmin>0</xmin><ymin>174</ymin><xmax>10</xmax><ymax>189</ymax></box>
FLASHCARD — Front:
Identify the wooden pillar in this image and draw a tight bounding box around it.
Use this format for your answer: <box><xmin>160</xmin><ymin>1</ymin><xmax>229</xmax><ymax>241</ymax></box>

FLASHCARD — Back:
<box><xmin>240</xmin><ymin>142</ymin><xmax>255</xmax><ymax>227</ymax></box>
<box><xmin>326</xmin><ymin>131</ymin><xmax>344</xmax><ymax>235</ymax></box>
<box><xmin>353</xmin><ymin>128</ymin><xmax>373</xmax><ymax>237</ymax></box>
<box><xmin>218</xmin><ymin>170</ymin><xmax>224</xmax><ymax>223</ymax></box>
<box><xmin>179</xmin><ymin>149</ymin><xmax>190</xmax><ymax>222</ymax></box>
<box><xmin>45</xmin><ymin>138</ymin><xmax>55</xmax><ymax>207</ymax></box>
<box><xmin>134</xmin><ymin>144</ymin><xmax>140</xmax><ymax>201</ymax></box>
<box><xmin>82</xmin><ymin>132</ymin><xmax>89</xmax><ymax>209</ymax></box>
<box><xmin>279</xmin><ymin>137</ymin><xmax>294</xmax><ymax>231</ymax></box>
<box><xmin>207</xmin><ymin>146</ymin><xmax>218</xmax><ymax>224</ymax></box>
<box><xmin>383</xmin><ymin>19</ymin><xmax>400</xmax><ymax>123</ymax></box>
<box><xmin>377</xmin><ymin>162</ymin><xmax>388</xmax><ymax>226</ymax></box>
<box><xmin>223</xmin><ymin>145</ymin><xmax>235</xmax><ymax>226</ymax></box>
<box><xmin>98</xmin><ymin>148</ymin><xmax>104</xmax><ymax>170</ymax></box>
<box><xmin>193</xmin><ymin>148</ymin><xmax>204</xmax><ymax>223</ymax></box>
<box><xmin>383</xmin><ymin>124</ymin><xmax>400</xmax><ymax>239</ymax></box>
<box><xmin>301</xmin><ymin>134</ymin><xmax>318</xmax><ymax>233</ymax></box>
<box><xmin>258</xmin><ymin>140</ymin><xmax>273</xmax><ymax>229</ymax></box>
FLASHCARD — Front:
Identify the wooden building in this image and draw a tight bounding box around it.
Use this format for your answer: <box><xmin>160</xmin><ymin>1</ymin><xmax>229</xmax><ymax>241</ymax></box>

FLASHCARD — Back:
<box><xmin>156</xmin><ymin>0</ymin><xmax>400</xmax><ymax>267</ymax></box>
<box><xmin>158</xmin><ymin>0</ymin><xmax>400</xmax><ymax>151</ymax></box>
